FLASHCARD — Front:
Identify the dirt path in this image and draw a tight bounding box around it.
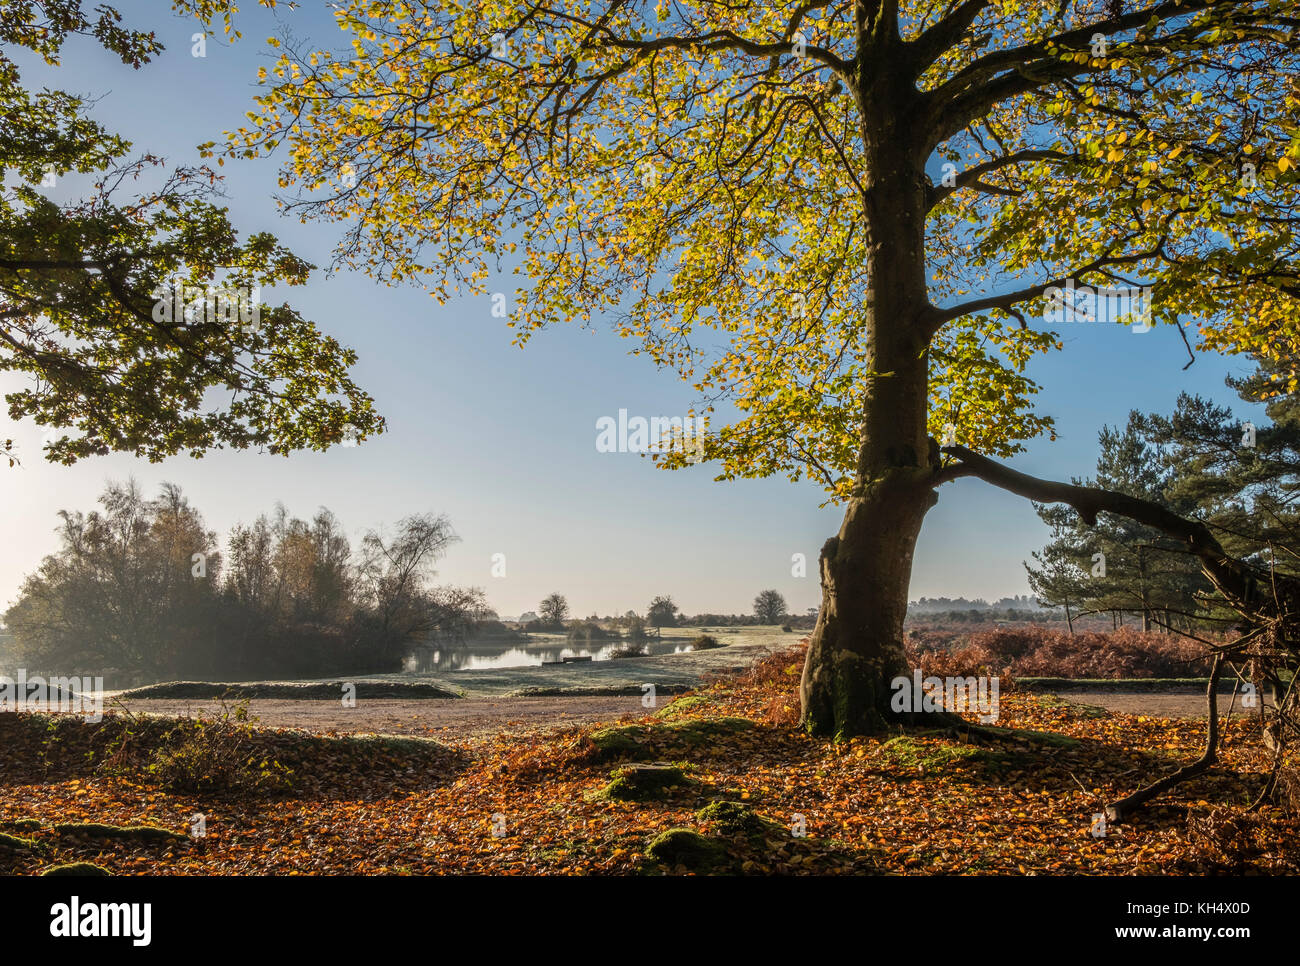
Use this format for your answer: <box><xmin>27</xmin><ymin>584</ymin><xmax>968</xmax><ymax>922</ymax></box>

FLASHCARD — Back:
<box><xmin>1057</xmin><ymin>691</ymin><xmax>1272</xmax><ymax>718</ymax></box>
<box><xmin>108</xmin><ymin>694</ymin><xmax>653</xmax><ymax>742</ymax></box>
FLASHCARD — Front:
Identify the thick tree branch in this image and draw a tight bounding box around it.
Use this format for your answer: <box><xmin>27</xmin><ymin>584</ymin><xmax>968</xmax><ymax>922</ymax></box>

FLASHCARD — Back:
<box><xmin>936</xmin><ymin>444</ymin><xmax>1264</xmax><ymax>609</ymax></box>
<box><xmin>927</xmin><ymin>147</ymin><xmax>1072</xmax><ymax>207</ymax></box>
<box><xmin>908</xmin><ymin>0</ymin><xmax>990</xmax><ymax>73</ymax></box>
<box><xmin>929</xmin><ymin>242</ymin><xmax>1162</xmax><ymax>327</ymax></box>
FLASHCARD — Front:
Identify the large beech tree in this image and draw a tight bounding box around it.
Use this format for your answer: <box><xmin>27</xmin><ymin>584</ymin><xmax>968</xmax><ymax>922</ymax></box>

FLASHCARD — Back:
<box><xmin>233</xmin><ymin>0</ymin><xmax>1299</xmax><ymax>736</ymax></box>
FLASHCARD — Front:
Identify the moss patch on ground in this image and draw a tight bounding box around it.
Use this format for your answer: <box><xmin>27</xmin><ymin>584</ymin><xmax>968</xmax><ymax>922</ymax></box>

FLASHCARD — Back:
<box><xmin>876</xmin><ymin>735</ymin><xmax>1009</xmax><ymax>773</ymax></box>
<box><xmin>644</xmin><ymin>828</ymin><xmax>727</xmax><ymax>871</ymax></box>
<box><xmin>0</xmin><ymin>831</ymin><xmax>43</xmax><ymax>852</ymax></box>
<box><xmin>653</xmin><ymin>694</ymin><xmax>721</xmax><ymax>720</ymax></box>
<box><xmin>53</xmin><ymin>822</ymin><xmax>189</xmax><ymax>843</ymax></box>
<box><xmin>586</xmin><ymin>717</ymin><xmax>757</xmax><ymax>762</ymax></box>
<box><xmin>1035</xmin><ymin>694</ymin><xmax>1112</xmax><ymax>719</ymax></box>
<box><xmin>695</xmin><ymin>801</ymin><xmax>781</xmax><ymax>838</ymax></box>
<box><xmin>592</xmin><ymin>764</ymin><xmax>695</xmax><ymax>801</ymax></box>
<box><xmin>41</xmin><ymin>862</ymin><xmax>110</xmax><ymax>876</ymax></box>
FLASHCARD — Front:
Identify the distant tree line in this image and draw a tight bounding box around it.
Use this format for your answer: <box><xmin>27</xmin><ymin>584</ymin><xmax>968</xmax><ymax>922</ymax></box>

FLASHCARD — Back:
<box><xmin>904</xmin><ymin>608</ymin><xmax>1069</xmax><ymax>627</ymax></box>
<box><xmin>511</xmin><ymin>590</ymin><xmax>814</xmax><ymax>633</ymax></box>
<box><xmin>908</xmin><ymin>595</ymin><xmax>1049</xmax><ymax>614</ymax></box>
<box><xmin>3</xmin><ymin>481</ymin><xmax>489</xmax><ymax>682</ymax></box>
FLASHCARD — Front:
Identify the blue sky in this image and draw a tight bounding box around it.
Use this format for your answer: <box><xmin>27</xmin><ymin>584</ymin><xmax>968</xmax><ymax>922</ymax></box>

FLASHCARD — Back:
<box><xmin>0</xmin><ymin>1</ymin><xmax>1267</xmax><ymax>619</ymax></box>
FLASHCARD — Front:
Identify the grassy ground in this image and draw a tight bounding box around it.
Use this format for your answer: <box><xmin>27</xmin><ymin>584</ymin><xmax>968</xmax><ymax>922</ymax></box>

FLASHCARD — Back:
<box><xmin>1</xmin><ymin>644</ymin><xmax>1296</xmax><ymax>875</ymax></box>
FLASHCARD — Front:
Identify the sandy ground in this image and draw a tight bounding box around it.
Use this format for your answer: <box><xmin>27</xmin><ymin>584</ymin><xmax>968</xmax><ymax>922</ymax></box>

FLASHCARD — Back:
<box><xmin>1057</xmin><ymin>691</ymin><xmax>1273</xmax><ymax>718</ymax></box>
<box><xmin>104</xmin><ymin>694</ymin><xmax>652</xmax><ymax>742</ymax></box>
<box><xmin>103</xmin><ymin>689</ymin><xmax>1262</xmax><ymax>743</ymax></box>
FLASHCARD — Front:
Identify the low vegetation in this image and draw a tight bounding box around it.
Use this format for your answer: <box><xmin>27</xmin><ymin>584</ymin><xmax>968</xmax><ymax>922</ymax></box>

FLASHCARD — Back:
<box><xmin>2</xmin><ymin>643</ymin><xmax>1297</xmax><ymax>875</ymax></box>
<box><xmin>906</xmin><ymin>626</ymin><xmax>1212</xmax><ymax>680</ymax></box>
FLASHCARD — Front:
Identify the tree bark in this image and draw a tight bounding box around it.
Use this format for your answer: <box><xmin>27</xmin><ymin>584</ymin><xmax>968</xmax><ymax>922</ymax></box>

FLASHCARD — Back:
<box><xmin>800</xmin><ymin>444</ymin><xmax>939</xmax><ymax>736</ymax></box>
<box><xmin>798</xmin><ymin>48</ymin><xmax>948</xmax><ymax>738</ymax></box>
<box><xmin>799</xmin><ymin>198</ymin><xmax>939</xmax><ymax>735</ymax></box>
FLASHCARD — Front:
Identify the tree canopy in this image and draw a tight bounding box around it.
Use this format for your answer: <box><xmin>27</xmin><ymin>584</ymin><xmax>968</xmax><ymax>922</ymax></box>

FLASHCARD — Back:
<box><xmin>754</xmin><ymin>588</ymin><xmax>788</xmax><ymax>623</ymax></box>
<box><xmin>211</xmin><ymin>0</ymin><xmax>1300</xmax><ymax>737</ymax></box>
<box><xmin>1</xmin><ymin>0</ymin><xmax>381</xmax><ymax>466</ymax></box>
<box><xmin>3</xmin><ymin>480</ymin><xmax>479</xmax><ymax>679</ymax></box>
<box><xmin>229</xmin><ymin>0</ymin><xmax>1298</xmax><ymax>499</ymax></box>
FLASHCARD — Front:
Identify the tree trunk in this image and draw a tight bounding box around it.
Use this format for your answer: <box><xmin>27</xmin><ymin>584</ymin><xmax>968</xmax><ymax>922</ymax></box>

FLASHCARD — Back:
<box><xmin>1065</xmin><ymin>600</ymin><xmax>1074</xmax><ymax>635</ymax></box>
<box><xmin>798</xmin><ymin>230</ymin><xmax>939</xmax><ymax>737</ymax></box>
<box><xmin>800</xmin><ymin>450</ymin><xmax>939</xmax><ymax>736</ymax></box>
<box><xmin>798</xmin><ymin>50</ymin><xmax>944</xmax><ymax>738</ymax></box>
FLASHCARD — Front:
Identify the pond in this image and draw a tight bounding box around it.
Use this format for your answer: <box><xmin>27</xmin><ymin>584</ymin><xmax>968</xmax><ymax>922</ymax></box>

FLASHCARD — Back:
<box><xmin>406</xmin><ymin>636</ymin><xmax>700</xmax><ymax>672</ymax></box>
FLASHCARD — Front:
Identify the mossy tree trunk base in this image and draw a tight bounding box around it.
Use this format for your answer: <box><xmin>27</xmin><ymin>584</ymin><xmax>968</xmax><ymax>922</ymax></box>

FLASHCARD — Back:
<box><xmin>800</xmin><ymin>464</ymin><xmax>941</xmax><ymax>739</ymax></box>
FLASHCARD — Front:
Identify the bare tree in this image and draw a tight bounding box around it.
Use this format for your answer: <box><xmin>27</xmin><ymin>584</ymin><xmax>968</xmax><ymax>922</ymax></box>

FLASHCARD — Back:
<box><xmin>358</xmin><ymin>514</ymin><xmax>458</xmax><ymax>639</ymax></box>
<box><xmin>754</xmin><ymin>590</ymin><xmax>787</xmax><ymax>626</ymax></box>
<box><xmin>538</xmin><ymin>593</ymin><xmax>570</xmax><ymax>628</ymax></box>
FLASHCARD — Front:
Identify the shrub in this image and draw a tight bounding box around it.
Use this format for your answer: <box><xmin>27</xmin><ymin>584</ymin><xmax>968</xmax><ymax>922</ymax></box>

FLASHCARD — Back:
<box><xmin>567</xmin><ymin>620</ymin><xmax>614</xmax><ymax>645</ymax></box>
<box><xmin>146</xmin><ymin>704</ymin><xmax>294</xmax><ymax>795</ymax></box>
<box><xmin>904</xmin><ymin>626</ymin><xmax>1212</xmax><ymax>680</ymax></box>
<box><xmin>524</xmin><ymin>618</ymin><xmax>567</xmax><ymax>634</ymax></box>
<box><xmin>689</xmin><ymin>634</ymin><xmax>722</xmax><ymax>651</ymax></box>
<box><xmin>607</xmin><ymin>643</ymin><xmax>648</xmax><ymax>659</ymax></box>
<box><xmin>737</xmin><ymin>641</ymin><xmax>807</xmax><ymax>726</ymax></box>
<box><xmin>470</xmin><ymin>619</ymin><xmax>523</xmax><ymax>640</ymax></box>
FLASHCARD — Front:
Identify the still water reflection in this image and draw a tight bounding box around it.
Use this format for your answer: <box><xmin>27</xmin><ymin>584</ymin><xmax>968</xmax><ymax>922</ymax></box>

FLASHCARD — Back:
<box><xmin>408</xmin><ymin>638</ymin><xmax>698</xmax><ymax>672</ymax></box>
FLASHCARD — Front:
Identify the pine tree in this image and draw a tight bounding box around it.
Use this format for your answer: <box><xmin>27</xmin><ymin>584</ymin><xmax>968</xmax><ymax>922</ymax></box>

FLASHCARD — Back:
<box><xmin>1024</xmin><ymin>505</ymin><xmax>1089</xmax><ymax>634</ymax></box>
<box><xmin>1028</xmin><ymin>414</ymin><xmax>1211</xmax><ymax>632</ymax></box>
<box><xmin>1138</xmin><ymin>353</ymin><xmax>1300</xmax><ymax>594</ymax></box>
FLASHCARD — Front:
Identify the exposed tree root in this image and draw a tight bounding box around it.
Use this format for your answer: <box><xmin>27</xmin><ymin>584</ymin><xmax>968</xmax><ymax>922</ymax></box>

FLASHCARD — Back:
<box><xmin>1105</xmin><ymin>655</ymin><xmax>1223</xmax><ymax>822</ymax></box>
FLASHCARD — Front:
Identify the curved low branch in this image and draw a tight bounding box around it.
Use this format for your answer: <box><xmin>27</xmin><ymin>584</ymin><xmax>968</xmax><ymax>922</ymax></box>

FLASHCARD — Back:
<box><xmin>937</xmin><ymin>444</ymin><xmax>1266</xmax><ymax>612</ymax></box>
<box><xmin>935</xmin><ymin>444</ymin><xmax>1300</xmax><ymax>821</ymax></box>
